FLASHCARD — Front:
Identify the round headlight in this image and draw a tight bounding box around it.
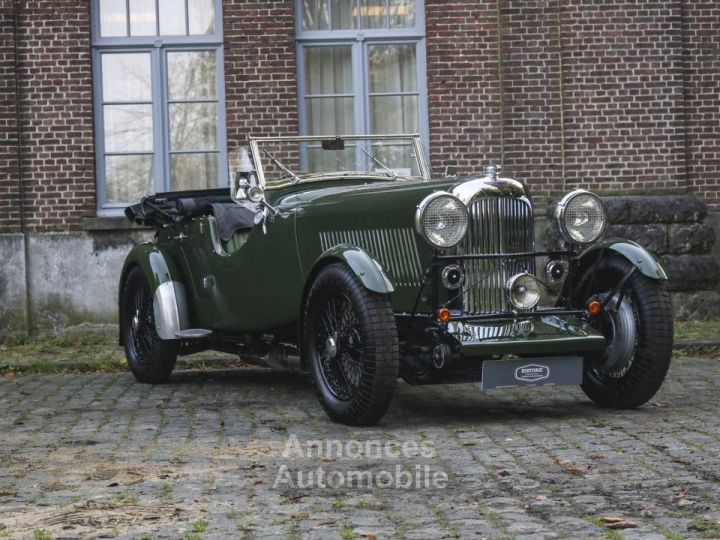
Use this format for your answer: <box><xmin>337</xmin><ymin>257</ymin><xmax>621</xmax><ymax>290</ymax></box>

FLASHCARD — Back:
<box><xmin>507</xmin><ymin>273</ymin><xmax>541</xmax><ymax>311</ymax></box>
<box><xmin>554</xmin><ymin>190</ymin><xmax>607</xmax><ymax>245</ymax></box>
<box><xmin>415</xmin><ymin>192</ymin><xmax>469</xmax><ymax>249</ymax></box>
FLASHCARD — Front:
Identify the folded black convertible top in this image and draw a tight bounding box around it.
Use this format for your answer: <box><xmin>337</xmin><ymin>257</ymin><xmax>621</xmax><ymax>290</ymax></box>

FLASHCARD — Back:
<box><xmin>125</xmin><ymin>188</ymin><xmax>258</xmax><ymax>240</ymax></box>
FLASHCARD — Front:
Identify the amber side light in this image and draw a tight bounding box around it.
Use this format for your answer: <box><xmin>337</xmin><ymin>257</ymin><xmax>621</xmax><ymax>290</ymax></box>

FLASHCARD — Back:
<box><xmin>587</xmin><ymin>300</ymin><xmax>602</xmax><ymax>316</ymax></box>
<box><xmin>437</xmin><ymin>308</ymin><xmax>451</xmax><ymax>323</ymax></box>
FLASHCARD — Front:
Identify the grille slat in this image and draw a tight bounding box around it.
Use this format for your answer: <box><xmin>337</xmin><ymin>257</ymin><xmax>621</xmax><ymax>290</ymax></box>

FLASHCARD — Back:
<box><xmin>461</xmin><ymin>197</ymin><xmax>534</xmax><ymax>314</ymax></box>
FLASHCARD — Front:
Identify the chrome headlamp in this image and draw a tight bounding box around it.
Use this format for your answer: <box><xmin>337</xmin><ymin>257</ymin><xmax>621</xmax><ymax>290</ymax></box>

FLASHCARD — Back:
<box><xmin>554</xmin><ymin>190</ymin><xmax>607</xmax><ymax>245</ymax></box>
<box><xmin>507</xmin><ymin>273</ymin><xmax>541</xmax><ymax>311</ymax></box>
<box><xmin>415</xmin><ymin>192</ymin><xmax>469</xmax><ymax>249</ymax></box>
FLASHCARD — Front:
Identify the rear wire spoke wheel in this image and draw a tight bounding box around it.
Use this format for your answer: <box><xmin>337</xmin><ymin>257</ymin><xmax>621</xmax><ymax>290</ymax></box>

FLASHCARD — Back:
<box><xmin>577</xmin><ymin>256</ymin><xmax>673</xmax><ymax>408</ymax></box>
<box><xmin>303</xmin><ymin>263</ymin><xmax>399</xmax><ymax>426</ymax></box>
<box><xmin>121</xmin><ymin>267</ymin><xmax>178</xmax><ymax>384</ymax></box>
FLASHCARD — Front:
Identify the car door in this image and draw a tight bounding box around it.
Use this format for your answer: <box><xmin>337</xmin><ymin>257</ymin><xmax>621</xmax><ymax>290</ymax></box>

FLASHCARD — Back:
<box><xmin>178</xmin><ymin>209</ymin><xmax>304</xmax><ymax>334</ymax></box>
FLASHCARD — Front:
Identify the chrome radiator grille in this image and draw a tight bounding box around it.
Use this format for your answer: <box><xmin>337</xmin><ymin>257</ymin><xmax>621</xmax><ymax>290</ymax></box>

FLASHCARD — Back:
<box><xmin>459</xmin><ymin>197</ymin><xmax>535</xmax><ymax>314</ymax></box>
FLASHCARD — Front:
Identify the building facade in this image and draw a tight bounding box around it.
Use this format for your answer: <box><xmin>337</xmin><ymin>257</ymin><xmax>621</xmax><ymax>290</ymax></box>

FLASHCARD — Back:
<box><xmin>0</xmin><ymin>0</ymin><xmax>718</xmax><ymax>335</ymax></box>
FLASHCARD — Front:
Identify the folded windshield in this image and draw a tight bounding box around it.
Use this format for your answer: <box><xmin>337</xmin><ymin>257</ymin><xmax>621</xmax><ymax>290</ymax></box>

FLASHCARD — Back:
<box><xmin>245</xmin><ymin>134</ymin><xmax>430</xmax><ymax>188</ymax></box>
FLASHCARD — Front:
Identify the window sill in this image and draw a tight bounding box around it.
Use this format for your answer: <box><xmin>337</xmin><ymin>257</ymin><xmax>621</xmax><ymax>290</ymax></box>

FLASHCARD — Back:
<box><xmin>83</xmin><ymin>216</ymin><xmax>150</xmax><ymax>231</ymax></box>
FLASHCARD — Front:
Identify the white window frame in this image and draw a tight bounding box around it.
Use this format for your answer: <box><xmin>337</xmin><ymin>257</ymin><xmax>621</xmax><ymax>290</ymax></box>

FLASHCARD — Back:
<box><xmin>296</xmin><ymin>0</ymin><xmax>429</xmax><ymax>152</ymax></box>
<box><xmin>91</xmin><ymin>0</ymin><xmax>227</xmax><ymax>215</ymax></box>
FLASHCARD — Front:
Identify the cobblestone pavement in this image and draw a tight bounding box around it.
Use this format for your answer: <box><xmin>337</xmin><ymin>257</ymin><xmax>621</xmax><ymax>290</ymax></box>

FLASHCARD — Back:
<box><xmin>1</xmin><ymin>356</ymin><xmax>719</xmax><ymax>540</ymax></box>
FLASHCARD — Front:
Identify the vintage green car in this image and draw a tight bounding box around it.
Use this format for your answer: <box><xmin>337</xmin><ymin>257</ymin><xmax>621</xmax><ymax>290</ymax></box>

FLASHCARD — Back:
<box><xmin>120</xmin><ymin>134</ymin><xmax>673</xmax><ymax>425</ymax></box>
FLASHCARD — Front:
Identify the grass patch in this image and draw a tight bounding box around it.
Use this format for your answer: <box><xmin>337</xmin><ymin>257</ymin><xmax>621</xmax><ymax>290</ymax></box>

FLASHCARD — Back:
<box><xmin>674</xmin><ymin>320</ymin><xmax>720</xmax><ymax>342</ymax></box>
<box><xmin>33</xmin><ymin>531</ymin><xmax>53</xmax><ymax>540</ymax></box>
<box><xmin>339</xmin><ymin>525</ymin><xmax>354</xmax><ymax>540</ymax></box>
<box><xmin>191</xmin><ymin>519</ymin><xmax>209</xmax><ymax>533</ymax></box>
<box><xmin>688</xmin><ymin>517</ymin><xmax>720</xmax><ymax>538</ymax></box>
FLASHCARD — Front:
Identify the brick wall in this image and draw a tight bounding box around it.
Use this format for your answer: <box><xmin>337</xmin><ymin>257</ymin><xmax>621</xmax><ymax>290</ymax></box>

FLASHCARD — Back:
<box><xmin>0</xmin><ymin>0</ymin><xmax>21</xmax><ymax>233</ymax></box>
<box><xmin>12</xmin><ymin>1</ymin><xmax>96</xmax><ymax>233</ymax></box>
<box><xmin>0</xmin><ymin>0</ymin><xmax>717</xmax><ymax>234</ymax></box>
<box><xmin>683</xmin><ymin>0</ymin><xmax>720</xmax><ymax>209</ymax></box>
<box><xmin>499</xmin><ymin>0</ymin><xmax>564</xmax><ymax>202</ymax></box>
<box><xmin>223</xmin><ymin>0</ymin><xmax>298</xmax><ymax>149</ymax></box>
<box><xmin>561</xmin><ymin>0</ymin><xmax>687</xmax><ymax>201</ymax></box>
<box><xmin>425</xmin><ymin>0</ymin><xmax>503</xmax><ymax>177</ymax></box>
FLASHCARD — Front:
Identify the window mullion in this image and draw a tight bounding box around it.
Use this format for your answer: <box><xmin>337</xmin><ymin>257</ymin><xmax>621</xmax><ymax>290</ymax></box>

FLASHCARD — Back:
<box><xmin>151</xmin><ymin>47</ymin><xmax>167</xmax><ymax>193</ymax></box>
<box><xmin>352</xmin><ymin>40</ymin><xmax>367</xmax><ymax>171</ymax></box>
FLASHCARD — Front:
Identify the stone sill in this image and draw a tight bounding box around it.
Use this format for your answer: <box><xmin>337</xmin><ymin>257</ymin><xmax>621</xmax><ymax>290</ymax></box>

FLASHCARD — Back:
<box><xmin>83</xmin><ymin>217</ymin><xmax>149</xmax><ymax>231</ymax></box>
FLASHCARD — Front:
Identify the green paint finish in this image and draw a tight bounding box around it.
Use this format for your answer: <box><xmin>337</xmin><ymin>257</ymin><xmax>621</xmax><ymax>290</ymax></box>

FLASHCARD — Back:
<box><xmin>311</xmin><ymin>245</ymin><xmax>395</xmax><ymax>294</ymax></box>
<box><xmin>578</xmin><ymin>239</ymin><xmax>668</xmax><ymax>280</ymax></box>
<box><xmin>451</xmin><ymin>317</ymin><xmax>607</xmax><ymax>357</ymax></box>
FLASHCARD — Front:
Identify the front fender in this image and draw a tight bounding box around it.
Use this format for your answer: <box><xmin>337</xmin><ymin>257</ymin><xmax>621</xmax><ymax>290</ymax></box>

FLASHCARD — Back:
<box><xmin>311</xmin><ymin>244</ymin><xmax>395</xmax><ymax>294</ymax></box>
<box><xmin>119</xmin><ymin>243</ymin><xmax>189</xmax><ymax>342</ymax></box>
<box><xmin>577</xmin><ymin>239</ymin><xmax>668</xmax><ymax>280</ymax></box>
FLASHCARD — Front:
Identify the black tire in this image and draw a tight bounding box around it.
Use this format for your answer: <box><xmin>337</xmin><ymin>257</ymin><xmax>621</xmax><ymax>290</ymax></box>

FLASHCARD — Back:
<box><xmin>577</xmin><ymin>255</ymin><xmax>673</xmax><ymax>409</ymax></box>
<box><xmin>121</xmin><ymin>267</ymin><xmax>178</xmax><ymax>384</ymax></box>
<box><xmin>303</xmin><ymin>263</ymin><xmax>399</xmax><ymax>426</ymax></box>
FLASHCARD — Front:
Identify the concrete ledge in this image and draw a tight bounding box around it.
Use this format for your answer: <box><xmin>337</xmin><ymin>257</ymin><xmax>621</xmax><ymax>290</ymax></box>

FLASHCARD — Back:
<box><xmin>84</xmin><ymin>216</ymin><xmax>148</xmax><ymax>231</ymax></box>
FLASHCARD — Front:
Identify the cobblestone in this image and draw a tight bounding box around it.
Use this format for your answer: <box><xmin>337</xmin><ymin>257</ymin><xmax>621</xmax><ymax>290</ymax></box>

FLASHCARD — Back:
<box><xmin>0</xmin><ymin>356</ymin><xmax>719</xmax><ymax>539</ymax></box>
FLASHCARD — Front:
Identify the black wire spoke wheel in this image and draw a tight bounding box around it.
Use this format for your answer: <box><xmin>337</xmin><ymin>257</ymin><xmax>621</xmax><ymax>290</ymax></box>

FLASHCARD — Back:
<box><xmin>577</xmin><ymin>255</ymin><xmax>673</xmax><ymax>409</ymax></box>
<box><xmin>316</xmin><ymin>292</ymin><xmax>364</xmax><ymax>400</ymax></box>
<box><xmin>304</xmin><ymin>263</ymin><xmax>399</xmax><ymax>426</ymax></box>
<box><xmin>121</xmin><ymin>267</ymin><xmax>178</xmax><ymax>384</ymax></box>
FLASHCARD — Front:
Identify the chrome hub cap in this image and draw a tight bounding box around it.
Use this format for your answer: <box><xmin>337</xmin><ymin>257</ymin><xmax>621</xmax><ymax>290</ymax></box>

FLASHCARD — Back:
<box><xmin>325</xmin><ymin>335</ymin><xmax>338</xmax><ymax>359</ymax></box>
<box><xmin>131</xmin><ymin>309</ymin><xmax>141</xmax><ymax>333</ymax></box>
<box><xmin>597</xmin><ymin>294</ymin><xmax>638</xmax><ymax>377</ymax></box>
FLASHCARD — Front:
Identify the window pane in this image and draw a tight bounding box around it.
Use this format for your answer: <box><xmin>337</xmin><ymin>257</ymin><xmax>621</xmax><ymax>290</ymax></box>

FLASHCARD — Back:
<box><xmin>331</xmin><ymin>0</ymin><xmax>355</xmax><ymax>29</ymax></box>
<box><xmin>102</xmin><ymin>53</ymin><xmax>152</xmax><ymax>102</ymax></box>
<box><xmin>305</xmin><ymin>47</ymin><xmax>353</xmax><ymax>95</ymax></box>
<box><xmin>99</xmin><ymin>0</ymin><xmax>127</xmax><ymax>37</ymax></box>
<box><xmin>306</xmin><ymin>97</ymin><xmax>354</xmax><ymax>135</ymax></box>
<box><xmin>306</xmin><ymin>145</ymin><xmax>356</xmax><ymax>172</ymax></box>
<box><xmin>170</xmin><ymin>103</ymin><xmax>218</xmax><ymax>150</ymax></box>
<box><xmin>171</xmin><ymin>153</ymin><xmax>218</xmax><ymax>191</ymax></box>
<box><xmin>159</xmin><ymin>0</ymin><xmax>187</xmax><ymax>35</ymax></box>
<box><xmin>168</xmin><ymin>51</ymin><xmax>217</xmax><ymax>100</ymax></box>
<box><xmin>104</xmin><ymin>105</ymin><xmax>154</xmax><ymax>152</ymax></box>
<box><xmin>303</xmin><ymin>0</ymin><xmax>330</xmax><ymax>30</ymax></box>
<box><xmin>370</xmin><ymin>143</ymin><xmax>418</xmax><ymax>175</ymax></box>
<box><xmin>370</xmin><ymin>95</ymin><xmax>418</xmax><ymax>133</ymax></box>
<box><xmin>188</xmin><ymin>0</ymin><xmax>216</xmax><ymax>34</ymax></box>
<box><xmin>389</xmin><ymin>0</ymin><xmax>416</xmax><ymax>28</ymax></box>
<box><xmin>129</xmin><ymin>0</ymin><xmax>156</xmax><ymax>36</ymax></box>
<box><xmin>105</xmin><ymin>155</ymin><xmax>154</xmax><ymax>203</ymax></box>
<box><xmin>360</xmin><ymin>0</ymin><xmax>387</xmax><ymax>29</ymax></box>
<box><xmin>369</xmin><ymin>44</ymin><xmax>417</xmax><ymax>93</ymax></box>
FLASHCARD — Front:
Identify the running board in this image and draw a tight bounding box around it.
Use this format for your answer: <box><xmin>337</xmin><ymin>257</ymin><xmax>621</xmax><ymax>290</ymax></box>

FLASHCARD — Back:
<box><xmin>175</xmin><ymin>328</ymin><xmax>213</xmax><ymax>339</ymax></box>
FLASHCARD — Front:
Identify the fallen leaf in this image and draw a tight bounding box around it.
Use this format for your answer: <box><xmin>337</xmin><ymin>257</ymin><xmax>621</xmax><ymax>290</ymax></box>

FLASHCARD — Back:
<box><xmin>602</xmin><ymin>516</ymin><xmax>625</xmax><ymax>524</ymax></box>
<box><xmin>554</xmin><ymin>459</ymin><xmax>571</xmax><ymax>467</ymax></box>
<box><xmin>462</xmin><ymin>441</ymin><xmax>476</xmax><ymax>446</ymax></box>
<box><xmin>254</xmin><ymin>480</ymin><xmax>263</xmax><ymax>485</ymax></box>
<box><xmin>535</xmin><ymin>495</ymin><xmax>548</xmax><ymax>501</ymax></box>
<box><xmin>589</xmin><ymin>454</ymin><xmax>608</xmax><ymax>460</ymax></box>
<box><xmin>0</xmin><ymin>491</ymin><xmax>16</xmax><ymax>497</ymax></box>
<box><xmin>358</xmin><ymin>532</ymin><xmax>377</xmax><ymax>540</ymax></box>
<box><xmin>565</xmin><ymin>465</ymin><xmax>591</xmax><ymax>475</ymax></box>
<box><xmin>606</xmin><ymin>520</ymin><xmax>637</xmax><ymax>530</ymax></box>
<box><xmin>673</xmin><ymin>487</ymin><xmax>689</xmax><ymax>501</ymax></box>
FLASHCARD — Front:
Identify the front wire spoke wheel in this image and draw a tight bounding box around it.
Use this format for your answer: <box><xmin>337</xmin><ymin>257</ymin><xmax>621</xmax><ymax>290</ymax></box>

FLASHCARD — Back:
<box><xmin>304</xmin><ymin>263</ymin><xmax>399</xmax><ymax>426</ymax></box>
<box><xmin>577</xmin><ymin>255</ymin><xmax>673</xmax><ymax>409</ymax></box>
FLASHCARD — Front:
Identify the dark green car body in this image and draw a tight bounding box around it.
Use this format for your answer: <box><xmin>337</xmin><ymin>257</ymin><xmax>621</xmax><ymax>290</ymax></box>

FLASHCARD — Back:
<box><xmin>119</xmin><ymin>135</ymin><xmax>674</xmax><ymax>424</ymax></box>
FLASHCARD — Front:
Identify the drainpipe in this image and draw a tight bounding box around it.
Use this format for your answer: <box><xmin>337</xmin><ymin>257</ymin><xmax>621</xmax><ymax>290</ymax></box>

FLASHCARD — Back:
<box><xmin>12</xmin><ymin>0</ymin><xmax>32</xmax><ymax>334</ymax></box>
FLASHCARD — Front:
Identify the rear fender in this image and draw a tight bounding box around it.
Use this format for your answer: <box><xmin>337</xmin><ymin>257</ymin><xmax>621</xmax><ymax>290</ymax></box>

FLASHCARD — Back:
<box><xmin>118</xmin><ymin>244</ymin><xmax>189</xmax><ymax>343</ymax></box>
